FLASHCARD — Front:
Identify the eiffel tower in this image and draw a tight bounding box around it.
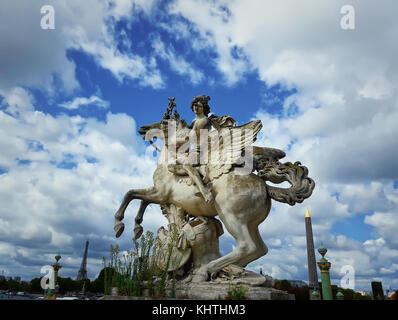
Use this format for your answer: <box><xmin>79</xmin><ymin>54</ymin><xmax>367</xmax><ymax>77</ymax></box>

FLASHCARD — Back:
<box><xmin>76</xmin><ymin>240</ymin><xmax>89</xmax><ymax>280</ymax></box>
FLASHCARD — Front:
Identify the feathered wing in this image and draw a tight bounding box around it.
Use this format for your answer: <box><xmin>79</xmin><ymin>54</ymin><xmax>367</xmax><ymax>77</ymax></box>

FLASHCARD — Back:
<box><xmin>221</xmin><ymin>120</ymin><xmax>263</xmax><ymax>164</ymax></box>
<box><xmin>207</xmin><ymin>120</ymin><xmax>262</xmax><ymax>180</ymax></box>
<box><xmin>209</xmin><ymin>114</ymin><xmax>237</xmax><ymax>128</ymax></box>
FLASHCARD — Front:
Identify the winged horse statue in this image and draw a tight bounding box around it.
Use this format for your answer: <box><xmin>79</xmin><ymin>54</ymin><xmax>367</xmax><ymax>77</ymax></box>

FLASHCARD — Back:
<box><xmin>113</xmin><ymin>96</ymin><xmax>315</xmax><ymax>282</ymax></box>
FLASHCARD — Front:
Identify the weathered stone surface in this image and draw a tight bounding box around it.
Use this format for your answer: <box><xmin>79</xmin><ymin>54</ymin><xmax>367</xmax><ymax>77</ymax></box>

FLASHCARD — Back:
<box><xmin>165</xmin><ymin>271</ymin><xmax>293</xmax><ymax>300</ymax></box>
<box><xmin>171</xmin><ymin>281</ymin><xmax>294</xmax><ymax>300</ymax></box>
<box><xmin>210</xmin><ymin>269</ymin><xmax>274</xmax><ymax>287</ymax></box>
<box><xmin>100</xmin><ymin>284</ymin><xmax>294</xmax><ymax>300</ymax></box>
<box><xmin>100</xmin><ymin>272</ymin><xmax>293</xmax><ymax>300</ymax></box>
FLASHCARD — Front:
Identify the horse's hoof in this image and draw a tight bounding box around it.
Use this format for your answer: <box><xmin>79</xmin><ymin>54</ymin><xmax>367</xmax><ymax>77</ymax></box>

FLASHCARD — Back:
<box><xmin>114</xmin><ymin>222</ymin><xmax>125</xmax><ymax>238</ymax></box>
<box><xmin>192</xmin><ymin>268</ymin><xmax>209</xmax><ymax>283</ymax></box>
<box><xmin>133</xmin><ymin>225</ymin><xmax>143</xmax><ymax>240</ymax></box>
<box><xmin>181</xmin><ymin>274</ymin><xmax>193</xmax><ymax>283</ymax></box>
<box><xmin>192</xmin><ymin>273</ymin><xmax>208</xmax><ymax>283</ymax></box>
<box><xmin>210</xmin><ymin>272</ymin><xmax>218</xmax><ymax>280</ymax></box>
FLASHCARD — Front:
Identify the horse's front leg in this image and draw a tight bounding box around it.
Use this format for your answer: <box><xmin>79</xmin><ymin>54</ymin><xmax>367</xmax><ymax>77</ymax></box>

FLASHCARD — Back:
<box><xmin>133</xmin><ymin>200</ymin><xmax>150</xmax><ymax>240</ymax></box>
<box><xmin>114</xmin><ymin>187</ymin><xmax>166</xmax><ymax>238</ymax></box>
<box><xmin>114</xmin><ymin>189</ymin><xmax>135</xmax><ymax>238</ymax></box>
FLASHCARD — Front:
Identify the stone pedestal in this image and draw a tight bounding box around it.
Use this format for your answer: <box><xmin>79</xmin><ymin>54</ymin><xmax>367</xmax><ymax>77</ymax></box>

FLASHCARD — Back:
<box><xmin>170</xmin><ymin>282</ymin><xmax>294</xmax><ymax>300</ymax></box>
<box><xmin>101</xmin><ymin>270</ymin><xmax>294</xmax><ymax>300</ymax></box>
<box><xmin>168</xmin><ymin>270</ymin><xmax>294</xmax><ymax>300</ymax></box>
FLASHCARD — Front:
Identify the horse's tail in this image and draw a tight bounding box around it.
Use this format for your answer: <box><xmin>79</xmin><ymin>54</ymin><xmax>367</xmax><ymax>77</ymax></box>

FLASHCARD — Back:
<box><xmin>258</xmin><ymin>161</ymin><xmax>315</xmax><ymax>206</ymax></box>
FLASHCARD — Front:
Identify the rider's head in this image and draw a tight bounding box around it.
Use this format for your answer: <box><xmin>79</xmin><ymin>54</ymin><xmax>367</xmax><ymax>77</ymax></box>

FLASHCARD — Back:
<box><xmin>190</xmin><ymin>95</ymin><xmax>211</xmax><ymax>116</ymax></box>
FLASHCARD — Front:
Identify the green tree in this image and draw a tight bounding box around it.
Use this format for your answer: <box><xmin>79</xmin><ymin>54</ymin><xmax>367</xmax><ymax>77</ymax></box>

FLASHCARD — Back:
<box><xmin>56</xmin><ymin>277</ymin><xmax>78</xmax><ymax>293</ymax></box>
<box><xmin>88</xmin><ymin>267</ymin><xmax>111</xmax><ymax>293</ymax></box>
<box><xmin>0</xmin><ymin>279</ymin><xmax>7</xmax><ymax>290</ymax></box>
<box><xmin>30</xmin><ymin>277</ymin><xmax>43</xmax><ymax>293</ymax></box>
<box><xmin>273</xmin><ymin>280</ymin><xmax>311</xmax><ymax>300</ymax></box>
<box><xmin>88</xmin><ymin>277</ymin><xmax>103</xmax><ymax>293</ymax></box>
<box><xmin>274</xmin><ymin>279</ymin><xmax>292</xmax><ymax>291</ymax></box>
<box><xmin>19</xmin><ymin>281</ymin><xmax>31</xmax><ymax>293</ymax></box>
<box><xmin>288</xmin><ymin>286</ymin><xmax>310</xmax><ymax>300</ymax></box>
<box><xmin>6</xmin><ymin>279</ymin><xmax>20</xmax><ymax>291</ymax></box>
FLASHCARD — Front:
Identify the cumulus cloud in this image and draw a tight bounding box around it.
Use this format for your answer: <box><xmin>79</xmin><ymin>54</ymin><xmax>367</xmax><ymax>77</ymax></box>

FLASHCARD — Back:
<box><xmin>67</xmin><ymin>24</ymin><xmax>164</xmax><ymax>89</ymax></box>
<box><xmin>59</xmin><ymin>95</ymin><xmax>110</xmax><ymax>110</ymax></box>
<box><xmin>365</xmin><ymin>211</ymin><xmax>398</xmax><ymax>246</ymax></box>
<box><xmin>0</xmin><ymin>88</ymin><xmax>164</xmax><ymax>280</ymax></box>
<box><xmin>0</xmin><ymin>0</ymin><xmax>163</xmax><ymax>94</ymax></box>
<box><xmin>168</xmin><ymin>0</ymin><xmax>253</xmax><ymax>85</ymax></box>
<box><xmin>152</xmin><ymin>35</ymin><xmax>205</xmax><ymax>85</ymax></box>
<box><xmin>338</xmin><ymin>182</ymin><xmax>396</xmax><ymax>213</ymax></box>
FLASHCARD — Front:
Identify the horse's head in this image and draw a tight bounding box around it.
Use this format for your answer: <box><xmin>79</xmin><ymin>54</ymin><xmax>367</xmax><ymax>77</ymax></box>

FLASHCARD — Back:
<box><xmin>139</xmin><ymin>97</ymin><xmax>189</xmax><ymax>146</ymax></box>
<box><xmin>138</xmin><ymin>118</ymin><xmax>189</xmax><ymax>149</ymax></box>
<box><xmin>138</xmin><ymin>122</ymin><xmax>161</xmax><ymax>137</ymax></box>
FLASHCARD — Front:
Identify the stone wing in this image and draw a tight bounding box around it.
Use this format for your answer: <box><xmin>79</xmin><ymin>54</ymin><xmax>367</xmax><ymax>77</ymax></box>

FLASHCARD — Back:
<box><xmin>209</xmin><ymin>114</ymin><xmax>237</xmax><ymax>128</ymax></box>
<box><xmin>208</xmin><ymin>120</ymin><xmax>262</xmax><ymax>166</ymax></box>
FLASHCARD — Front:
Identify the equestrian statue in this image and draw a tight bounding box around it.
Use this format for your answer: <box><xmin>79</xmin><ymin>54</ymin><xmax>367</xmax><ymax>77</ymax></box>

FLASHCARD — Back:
<box><xmin>113</xmin><ymin>95</ymin><xmax>315</xmax><ymax>283</ymax></box>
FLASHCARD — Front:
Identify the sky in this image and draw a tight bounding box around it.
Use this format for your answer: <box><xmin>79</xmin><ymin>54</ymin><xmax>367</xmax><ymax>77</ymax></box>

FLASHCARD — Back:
<box><xmin>0</xmin><ymin>0</ymin><xmax>397</xmax><ymax>293</ymax></box>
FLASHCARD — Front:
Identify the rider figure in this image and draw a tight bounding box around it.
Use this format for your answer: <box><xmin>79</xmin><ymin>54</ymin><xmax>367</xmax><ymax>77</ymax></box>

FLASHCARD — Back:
<box><xmin>180</xmin><ymin>95</ymin><xmax>216</xmax><ymax>203</ymax></box>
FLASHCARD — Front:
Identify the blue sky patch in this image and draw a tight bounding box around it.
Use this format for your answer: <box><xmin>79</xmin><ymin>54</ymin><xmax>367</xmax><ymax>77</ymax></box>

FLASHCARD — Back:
<box><xmin>331</xmin><ymin>214</ymin><xmax>375</xmax><ymax>242</ymax></box>
<box><xmin>17</xmin><ymin>159</ymin><xmax>31</xmax><ymax>166</ymax></box>
<box><xmin>50</xmin><ymin>154</ymin><xmax>78</xmax><ymax>169</ymax></box>
<box><xmin>27</xmin><ymin>140</ymin><xmax>45</xmax><ymax>152</ymax></box>
<box><xmin>86</xmin><ymin>157</ymin><xmax>98</xmax><ymax>164</ymax></box>
<box><xmin>331</xmin><ymin>192</ymin><xmax>340</xmax><ymax>201</ymax></box>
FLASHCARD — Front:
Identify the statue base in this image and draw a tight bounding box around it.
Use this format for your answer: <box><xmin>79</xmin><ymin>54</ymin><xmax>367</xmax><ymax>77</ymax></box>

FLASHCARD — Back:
<box><xmin>169</xmin><ymin>270</ymin><xmax>294</xmax><ymax>300</ymax></box>
<box><xmin>100</xmin><ymin>271</ymin><xmax>295</xmax><ymax>300</ymax></box>
<box><xmin>170</xmin><ymin>284</ymin><xmax>294</xmax><ymax>300</ymax></box>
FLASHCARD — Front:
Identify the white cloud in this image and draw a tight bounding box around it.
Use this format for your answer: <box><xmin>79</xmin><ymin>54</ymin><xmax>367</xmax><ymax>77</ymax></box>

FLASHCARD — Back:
<box><xmin>48</xmin><ymin>227</ymin><xmax>73</xmax><ymax>247</ymax></box>
<box><xmin>365</xmin><ymin>212</ymin><xmax>398</xmax><ymax>246</ymax></box>
<box><xmin>67</xmin><ymin>24</ymin><xmax>164</xmax><ymax>88</ymax></box>
<box><xmin>0</xmin><ymin>0</ymin><xmax>164</xmax><ymax>94</ymax></box>
<box><xmin>59</xmin><ymin>95</ymin><xmax>110</xmax><ymax>110</ymax></box>
<box><xmin>0</xmin><ymin>88</ymin><xmax>163</xmax><ymax>280</ymax></box>
<box><xmin>364</xmin><ymin>238</ymin><xmax>386</xmax><ymax>247</ymax></box>
<box><xmin>268</xmin><ymin>238</ymin><xmax>282</xmax><ymax>248</ymax></box>
<box><xmin>109</xmin><ymin>0</ymin><xmax>157</xmax><ymax>18</ymax></box>
<box><xmin>169</xmin><ymin>0</ymin><xmax>252</xmax><ymax>85</ymax></box>
<box><xmin>152</xmin><ymin>35</ymin><xmax>204</xmax><ymax>85</ymax></box>
<box><xmin>337</xmin><ymin>182</ymin><xmax>395</xmax><ymax>213</ymax></box>
<box><xmin>0</xmin><ymin>86</ymin><xmax>35</xmax><ymax>116</ymax></box>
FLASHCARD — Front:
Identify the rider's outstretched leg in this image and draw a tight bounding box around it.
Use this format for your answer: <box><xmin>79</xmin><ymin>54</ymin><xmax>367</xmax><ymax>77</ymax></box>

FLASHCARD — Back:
<box><xmin>183</xmin><ymin>164</ymin><xmax>213</xmax><ymax>203</ymax></box>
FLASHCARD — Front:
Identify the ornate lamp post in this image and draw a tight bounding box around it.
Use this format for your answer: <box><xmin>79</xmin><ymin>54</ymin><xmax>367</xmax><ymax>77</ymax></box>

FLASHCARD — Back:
<box><xmin>46</xmin><ymin>254</ymin><xmax>62</xmax><ymax>299</ymax></box>
<box><xmin>317</xmin><ymin>244</ymin><xmax>333</xmax><ymax>300</ymax></box>
<box><xmin>336</xmin><ymin>289</ymin><xmax>344</xmax><ymax>300</ymax></box>
<box><xmin>311</xmin><ymin>288</ymin><xmax>320</xmax><ymax>300</ymax></box>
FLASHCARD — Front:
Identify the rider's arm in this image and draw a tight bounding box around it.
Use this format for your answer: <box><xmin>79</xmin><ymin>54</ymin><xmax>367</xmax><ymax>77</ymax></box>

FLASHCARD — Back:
<box><xmin>176</xmin><ymin>135</ymin><xmax>189</xmax><ymax>145</ymax></box>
